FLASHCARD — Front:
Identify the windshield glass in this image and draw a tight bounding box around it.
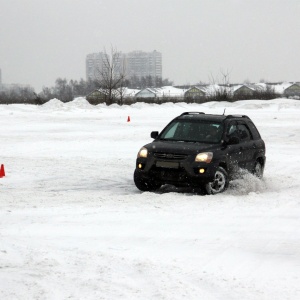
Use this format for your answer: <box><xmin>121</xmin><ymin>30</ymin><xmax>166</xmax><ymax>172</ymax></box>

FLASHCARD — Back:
<box><xmin>159</xmin><ymin>120</ymin><xmax>224</xmax><ymax>143</ymax></box>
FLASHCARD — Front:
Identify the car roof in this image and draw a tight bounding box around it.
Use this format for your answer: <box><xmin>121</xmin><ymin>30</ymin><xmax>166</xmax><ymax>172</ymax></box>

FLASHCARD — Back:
<box><xmin>177</xmin><ymin>112</ymin><xmax>250</xmax><ymax>122</ymax></box>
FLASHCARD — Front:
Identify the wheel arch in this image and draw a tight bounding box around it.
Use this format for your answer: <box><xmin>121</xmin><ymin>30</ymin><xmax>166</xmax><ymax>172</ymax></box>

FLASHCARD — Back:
<box><xmin>218</xmin><ymin>161</ymin><xmax>228</xmax><ymax>172</ymax></box>
<box><xmin>256</xmin><ymin>156</ymin><xmax>265</xmax><ymax>168</ymax></box>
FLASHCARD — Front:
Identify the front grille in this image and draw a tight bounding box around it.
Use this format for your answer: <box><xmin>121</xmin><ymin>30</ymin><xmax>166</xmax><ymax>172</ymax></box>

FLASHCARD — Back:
<box><xmin>154</xmin><ymin>152</ymin><xmax>187</xmax><ymax>160</ymax></box>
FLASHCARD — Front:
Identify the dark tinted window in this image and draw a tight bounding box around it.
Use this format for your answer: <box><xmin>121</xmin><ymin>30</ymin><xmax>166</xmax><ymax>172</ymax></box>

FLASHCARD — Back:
<box><xmin>247</xmin><ymin>121</ymin><xmax>261</xmax><ymax>140</ymax></box>
<box><xmin>237</xmin><ymin>124</ymin><xmax>252</xmax><ymax>141</ymax></box>
<box><xmin>227</xmin><ymin>122</ymin><xmax>238</xmax><ymax>138</ymax></box>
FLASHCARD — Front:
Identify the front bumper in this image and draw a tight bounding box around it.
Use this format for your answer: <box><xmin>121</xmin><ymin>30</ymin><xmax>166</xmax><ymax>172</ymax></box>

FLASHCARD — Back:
<box><xmin>135</xmin><ymin>155</ymin><xmax>219</xmax><ymax>187</ymax></box>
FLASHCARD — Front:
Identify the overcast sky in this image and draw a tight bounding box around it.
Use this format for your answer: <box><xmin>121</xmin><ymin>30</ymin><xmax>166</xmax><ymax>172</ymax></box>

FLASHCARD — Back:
<box><xmin>1</xmin><ymin>0</ymin><xmax>300</xmax><ymax>92</ymax></box>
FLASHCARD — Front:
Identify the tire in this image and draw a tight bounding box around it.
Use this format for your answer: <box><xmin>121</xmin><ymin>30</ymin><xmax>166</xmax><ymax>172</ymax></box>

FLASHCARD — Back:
<box><xmin>253</xmin><ymin>161</ymin><xmax>263</xmax><ymax>179</ymax></box>
<box><xmin>204</xmin><ymin>166</ymin><xmax>229</xmax><ymax>195</ymax></box>
<box><xmin>134</xmin><ymin>170</ymin><xmax>162</xmax><ymax>192</ymax></box>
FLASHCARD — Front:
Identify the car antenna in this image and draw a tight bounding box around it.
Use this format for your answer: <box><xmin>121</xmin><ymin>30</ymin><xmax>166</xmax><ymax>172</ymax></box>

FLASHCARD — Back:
<box><xmin>223</xmin><ymin>108</ymin><xmax>226</xmax><ymax>115</ymax></box>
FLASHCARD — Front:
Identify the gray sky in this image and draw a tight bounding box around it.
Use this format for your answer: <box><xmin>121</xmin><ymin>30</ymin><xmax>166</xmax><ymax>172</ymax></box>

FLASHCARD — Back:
<box><xmin>1</xmin><ymin>0</ymin><xmax>300</xmax><ymax>92</ymax></box>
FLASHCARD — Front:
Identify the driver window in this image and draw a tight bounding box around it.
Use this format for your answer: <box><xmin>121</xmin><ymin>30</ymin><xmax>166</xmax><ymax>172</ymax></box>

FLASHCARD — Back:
<box><xmin>227</xmin><ymin>123</ymin><xmax>238</xmax><ymax>138</ymax></box>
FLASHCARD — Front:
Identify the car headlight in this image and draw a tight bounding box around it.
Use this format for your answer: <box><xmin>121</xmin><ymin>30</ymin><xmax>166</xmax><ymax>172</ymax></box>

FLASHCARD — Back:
<box><xmin>195</xmin><ymin>152</ymin><xmax>213</xmax><ymax>163</ymax></box>
<box><xmin>137</xmin><ymin>147</ymin><xmax>148</xmax><ymax>158</ymax></box>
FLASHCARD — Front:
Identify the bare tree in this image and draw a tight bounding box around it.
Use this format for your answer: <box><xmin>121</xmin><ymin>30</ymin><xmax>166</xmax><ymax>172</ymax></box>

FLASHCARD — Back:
<box><xmin>95</xmin><ymin>46</ymin><xmax>127</xmax><ymax>105</ymax></box>
<box><xmin>207</xmin><ymin>69</ymin><xmax>232</xmax><ymax>102</ymax></box>
<box><xmin>116</xmin><ymin>73</ymin><xmax>128</xmax><ymax>105</ymax></box>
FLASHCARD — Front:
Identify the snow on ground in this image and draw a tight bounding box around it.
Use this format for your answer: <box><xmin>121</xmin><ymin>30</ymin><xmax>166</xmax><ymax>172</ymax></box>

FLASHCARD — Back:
<box><xmin>0</xmin><ymin>98</ymin><xmax>300</xmax><ymax>299</ymax></box>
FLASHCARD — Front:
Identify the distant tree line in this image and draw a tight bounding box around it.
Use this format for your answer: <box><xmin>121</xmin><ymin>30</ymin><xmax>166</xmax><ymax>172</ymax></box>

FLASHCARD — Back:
<box><xmin>0</xmin><ymin>75</ymin><xmax>174</xmax><ymax>104</ymax></box>
<box><xmin>125</xmin><ymin>75</ymin><xmax>173</xmax><ymax>89</ymax></box>
<box><xmin>39</xmin><ymin>78</ymin><xmax>98</xmax><ymax>103</ymax></box>
<box><xmin>0</xmin><ymin>85</ymin><xmax>40</xmax><ymax>105</ymax></box>
<box><xmin>0</xmin><ymin>79</ymin><xmax>281</xmax><ymax>105</ymax></box>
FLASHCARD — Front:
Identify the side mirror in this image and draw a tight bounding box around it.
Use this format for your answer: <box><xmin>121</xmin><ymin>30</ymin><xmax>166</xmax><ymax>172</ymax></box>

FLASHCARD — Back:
<box><xmin>151</xmin><ymin>131</ymin><xmax>159</xmax><ymax>139</ymax></box>
<box><xmin>227</xmin><ymin>136</ymin><xmax>240</xmax><ymax>145</ymax></box>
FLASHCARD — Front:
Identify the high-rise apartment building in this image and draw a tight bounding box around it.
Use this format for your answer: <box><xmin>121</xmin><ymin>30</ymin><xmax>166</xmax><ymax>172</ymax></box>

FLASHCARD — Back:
<box><xmin>86</xmin><ymin>50</ymin><xmax>162</xmax><ymax>81</ymax></box>
<box><xmin>86</xmin><ymin>52</ymin><xmax>109</xmax><ymax>81</ymax></box>
<box><xmin>126</xmin><ymin>50</ymin><xmax>162</xmax><ymax>80</ymax></box>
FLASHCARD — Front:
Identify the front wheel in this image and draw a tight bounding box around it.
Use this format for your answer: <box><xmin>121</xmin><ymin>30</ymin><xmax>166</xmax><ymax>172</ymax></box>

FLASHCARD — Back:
<box><xmin>134</xmin><ymin>170</ymin><xmax>162</xmax><ymax>192</ymax></box>
<box><xmin>204</xmin><ymin>166</ymin><xmax>229</xmax><ymax>195</ymax></box>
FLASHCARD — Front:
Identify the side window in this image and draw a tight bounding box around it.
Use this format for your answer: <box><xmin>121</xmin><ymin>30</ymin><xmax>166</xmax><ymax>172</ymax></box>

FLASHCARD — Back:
<box><xmin>163</xmin><ymin>122</ymin><xmax>179</xmax><ymax>139</ymax></box>
<box><xmin>247</xmin><ymin>121</ymin><xmax>261</xmax><ymax>140</ymax></box>
<box><xmin>227</xmin><ymin>122</ymin><xmax>238</xmax><ymax>138</ymax></box>
<box><xmin>237</xmin><ymin>124</ymin><xmax>252</xmax><ymax>141</ymax></box>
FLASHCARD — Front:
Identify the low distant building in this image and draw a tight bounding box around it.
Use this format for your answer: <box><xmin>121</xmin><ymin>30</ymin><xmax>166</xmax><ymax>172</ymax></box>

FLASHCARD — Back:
<box><xmin>135</xmin><ymin>88</ymin><xmax>161</xmax><ymax>98</ymax></box>
<box><xmin>184</xmin><ymin>84</ymin><xmax>255</xmax><ymax>101</ymax></box>
<box><xmin>160</xmin><ymin>86</ymin><xmax>186</xmax><ymax>98</ymax></box>
<box><xmin>232</xmin><ymin>85</ymin><xmax>254</xmax><ymax>98</ymax></box>
<box><xmin>184</xmin><ymin>86</ymin><xmax>206</xmax><ymax>100</ymax></box>
<box><xmin>85</xmin><ymin>82</ymin><xmax>300</xmax><ymax>105</ymax></box>
<box><xmin>266</xmin><ymin>82</ymin><xmax>300</xmax><ymax>98</ymax></box>
<box><xmin>283</xmin><ymin>83</ymin><xmax>300</xmax><ymax>97</ymax></box>
<box><xmin>135</xmin><ymin>86</ymin><xmax>186</xmax><ymax>101</ymax></box>
<box><xmin>86</xmin><ymin>89</ymin><xmax>108</xmax><ymax>104</ymax></box>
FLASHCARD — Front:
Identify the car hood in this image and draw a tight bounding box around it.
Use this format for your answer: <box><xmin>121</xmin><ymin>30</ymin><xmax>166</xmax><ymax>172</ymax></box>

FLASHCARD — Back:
<box><xmin>145</xmin><ymin>140</ymin><xmax>220</xmax><ymax>155</ymax></box>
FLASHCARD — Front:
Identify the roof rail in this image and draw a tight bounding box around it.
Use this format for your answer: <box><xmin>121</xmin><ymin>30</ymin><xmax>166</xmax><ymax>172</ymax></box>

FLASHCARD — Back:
<box><xmin>225</xmin><ymin>114</ymin><xmax>250</xmax><ymax>119</ymax></box>
<box><xmin>180</xmin><ymin>112</ymin><xmax>205</xmax><ymax>116</ymax></box>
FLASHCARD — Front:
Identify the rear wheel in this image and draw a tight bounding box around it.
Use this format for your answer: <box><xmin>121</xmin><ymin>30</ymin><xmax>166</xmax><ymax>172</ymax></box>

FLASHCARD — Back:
<box><xmin>134</xmin><ymin>170</ymin><xmax>161</xmax><ymax>192</ymax></box>
<box><xmin>253</xmin><ymin>161</ymin><xmax>263</xmax><ymax>179</ymax></box>
<box><xmin>204</xmin><ymin>166</ymin><xmax>229</xmax><ymax>195</ymax></box>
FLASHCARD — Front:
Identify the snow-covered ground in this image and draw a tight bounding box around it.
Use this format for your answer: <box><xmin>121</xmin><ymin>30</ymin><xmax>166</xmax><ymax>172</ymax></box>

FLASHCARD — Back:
<box><xmin>1</xmin><ymin>98</ymin><xmax>300</xmax><ymax>300</ymax></box>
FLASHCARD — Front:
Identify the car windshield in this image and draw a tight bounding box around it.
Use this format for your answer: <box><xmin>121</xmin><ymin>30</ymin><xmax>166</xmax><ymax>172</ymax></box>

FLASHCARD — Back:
<box><xmin>159</xmin><ymin>120</ymin><xmax>224</xmax><ymax>143</ymax></box>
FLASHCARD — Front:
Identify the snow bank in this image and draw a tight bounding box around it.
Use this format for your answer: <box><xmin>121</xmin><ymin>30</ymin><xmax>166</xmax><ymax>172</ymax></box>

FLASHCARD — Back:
<box><xmin>1</xmin><ymin>98</ymin><xmax>300</xmax><ymax>300</ymax></box>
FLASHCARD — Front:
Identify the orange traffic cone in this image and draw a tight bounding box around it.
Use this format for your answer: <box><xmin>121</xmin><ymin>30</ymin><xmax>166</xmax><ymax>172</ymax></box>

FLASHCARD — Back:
<box><xmin>127</xmin><ymin>116</ymin><xmax>131</xmax><ymax>122</ymax></box>
<box><xmin>0</xmin><ymin>164</ymin><xmax>5</xmax><ymax>178</ymax></box>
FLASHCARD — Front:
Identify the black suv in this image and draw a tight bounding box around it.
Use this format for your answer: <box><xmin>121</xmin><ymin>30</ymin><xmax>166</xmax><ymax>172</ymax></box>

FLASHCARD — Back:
<box><xmin>134</xmin><ymin>112</ymin><xmax>266</xmax><ymax>194</ymax></box>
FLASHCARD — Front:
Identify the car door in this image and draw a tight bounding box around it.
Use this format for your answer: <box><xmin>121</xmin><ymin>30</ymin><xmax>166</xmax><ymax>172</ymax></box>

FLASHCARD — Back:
<box><xmin>236</xmin><ymin>122</ymin><xmax>256</xmax><ymax>171</ymax></box>
<box><xmin>225</xmin><ymin>121</ymin><xmax>243</xmax><ymax>173</ymax></box>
